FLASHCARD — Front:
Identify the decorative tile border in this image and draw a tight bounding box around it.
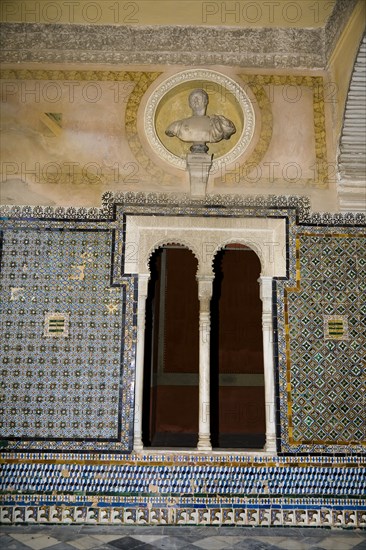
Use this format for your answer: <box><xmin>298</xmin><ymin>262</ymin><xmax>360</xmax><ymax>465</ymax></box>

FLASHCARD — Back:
<box><xmin>1</xmin><ymin>503</ymin><xmax>365</xmax><ymax>527</ymax></box>
<box><xmin>1</xmin><ymin>192</ymin><xmax>365</xmax><ymax>226</ymax></box>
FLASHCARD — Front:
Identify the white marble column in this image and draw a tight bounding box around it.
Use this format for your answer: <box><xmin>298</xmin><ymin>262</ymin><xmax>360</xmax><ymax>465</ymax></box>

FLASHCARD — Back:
<box><xmin>197</xmin><ymin>276</ymin><xmax>213</xmax><ymax>451</ymax></box>
<box><xmin>259</xmin><ymin>275</ymin><xmax>277</xmax><ymax>453</ymax></box>
<box><xmin>133</xmin><ymin>274</ymin><xmax>150</xmax><ymax>451</ymax></box>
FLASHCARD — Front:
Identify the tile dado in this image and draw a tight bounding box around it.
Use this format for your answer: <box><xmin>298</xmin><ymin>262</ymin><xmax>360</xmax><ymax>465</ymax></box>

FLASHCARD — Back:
<box><xmin>0</xmin><ymin>228</ymin><xmax>134</xmax><ymax>451</ymax></box>
<box><xmin>1</xmin><ymin>455</ymin><xmax>365</xmax><ymax>526</ymax></box>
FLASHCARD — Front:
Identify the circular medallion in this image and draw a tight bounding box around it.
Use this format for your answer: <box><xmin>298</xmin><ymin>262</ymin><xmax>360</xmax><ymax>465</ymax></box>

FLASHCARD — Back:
<box><xmin>144</xmin><ymin>69</ymin><xmax>255</xmax><ymax>171</ymax></box>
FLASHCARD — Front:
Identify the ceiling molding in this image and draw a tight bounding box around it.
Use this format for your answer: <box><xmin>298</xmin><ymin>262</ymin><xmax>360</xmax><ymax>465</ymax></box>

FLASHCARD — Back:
<box><xmin>0</xmin><ymin>1</ymin><xmax>358</xmax><ymax>69</ymax></box>
<box><xmin>325</xmin><ymin>0</ymin><xmax>359</xmax><ymax>59</ymax></box>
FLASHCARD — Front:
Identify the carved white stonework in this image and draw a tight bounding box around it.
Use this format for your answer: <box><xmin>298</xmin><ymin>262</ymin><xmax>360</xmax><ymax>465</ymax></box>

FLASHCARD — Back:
<box><xmin>133</xmin><ymin>273</ymin><xmax>150</xmax><ymax>451</ymax></box>
<box><xmin>187</xmin><ymin>153</ymin><xmax>213</xmax><ymax>198</ymax></box>
<box><xmin>129</xmin><ymin>214</ymin><xmax>285</xmax><ymax>452</ymax></box>
<box><xmin>124</xmin><ymin>215</ymin><xmax>286</xmax><ymax>279</ymax></box>
<box><xmin>197</xmin><ymin>276</ymin><xmax>214</xmax><ymax>451</ymax></box>
<box><xmin>144</xmin><ymin>69</ymin><xmax>255</xmax><ymax>171</ymax></box>
<box><xmin>259</xmin><ymin>276</ymin><xmax>277</xmax><ymax>453</ymax></box>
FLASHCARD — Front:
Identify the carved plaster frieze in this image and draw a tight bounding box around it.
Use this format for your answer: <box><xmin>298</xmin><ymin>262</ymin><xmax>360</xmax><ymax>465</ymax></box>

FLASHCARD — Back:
<box><xmin>0</xmin><ymin>4</ymin><xmax>352</xmax><ymax>70</ymax></box>
<box><xmin>0</xmin><ymin>2</ymin><xmax>358</xmax><ymax>68</ymax></box>
<box><xmin>123</xmin><ymin>214</ymin><xmax>286</xmax><ymax>278</ymax></box>
<box><xmin>325</xmin><ymin>0</ymin><xmax>359</xmax><ymax>58</ymax></box>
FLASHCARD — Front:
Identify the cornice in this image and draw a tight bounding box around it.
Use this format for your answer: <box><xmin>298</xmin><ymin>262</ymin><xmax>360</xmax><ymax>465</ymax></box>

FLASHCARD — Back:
<box><xmin>0</xmin><ymin>22</ymin><xmax>324</xmax><ymax>68</ymax></box>
<box><xmin>0</xmin><ymin>1</ymin><xmax>358</xmax><ymax>68</ymax></box>
<box><xmin>325</xmin><ymin>0</ymin><xmax>359</xmax><ymax>59</ymax></box>
<box><xmin>1</xmin><ymin>192</ymin><xmax>365</xmax><ymax>226</ymax></box>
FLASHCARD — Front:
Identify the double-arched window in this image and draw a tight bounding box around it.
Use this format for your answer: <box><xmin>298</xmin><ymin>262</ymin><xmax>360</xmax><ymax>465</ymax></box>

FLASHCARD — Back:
<box><xmin>125</xmin><ymin>214</ymin><xmax>286</xmax><ymax>453</ymax></box>
<box><xmin>142</xmin><ymin>244</ymin><xmax>265</xmax><ymax>450</ymax></box>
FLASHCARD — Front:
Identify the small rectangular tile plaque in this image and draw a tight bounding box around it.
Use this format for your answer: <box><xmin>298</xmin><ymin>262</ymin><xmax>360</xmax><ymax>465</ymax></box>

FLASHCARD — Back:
<box><xmin>324</xmin><ymin>315</ymin><xmax>348</xmax><ymax>340</ymax></box>
<box><xmin>44</xmin><ymin>312</ymin><xmax>69</xmax><ymax>337</ymax></box>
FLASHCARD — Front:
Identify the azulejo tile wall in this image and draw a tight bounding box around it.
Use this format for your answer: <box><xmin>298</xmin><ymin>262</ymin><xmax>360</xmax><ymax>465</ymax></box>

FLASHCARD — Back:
<box><xmin>283</xmin><ymin>232</ymin><xmax>365</xmax><ymax>449</ymax></box>
<box><xmin>0</xmin><ymin>193</ymin><xmax>365</xmax><ymax>526</ymax></box>
<box><xmin>0</xmin><ymin>229</ymin><xmax>124</xmax><ymax>440</ymax></box>
<box><xmin>0</xmin><ymin>454</ymin><xmax>365</xmax><ymax>527</ymax></box>
<box><xmin>0</xmin><ymin>216</ymin><xmax>137</xmax><ymax>453</ymax></box>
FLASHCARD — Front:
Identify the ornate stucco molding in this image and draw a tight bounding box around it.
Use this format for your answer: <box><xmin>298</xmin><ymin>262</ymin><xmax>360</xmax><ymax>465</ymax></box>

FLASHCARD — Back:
<box><xmin>0</xmin><ymin>23</ymin><xmax>322</xmax><ymax>68</ymax></box>
<box><xmin>0</xmin><ymin>1</ymin><xmax>358</xmax><ymax>70</ymax></box>
<box><xmin>325</xmin><ymin>0</ymin><xmax>359</xmax><ymax>59</ymax></box>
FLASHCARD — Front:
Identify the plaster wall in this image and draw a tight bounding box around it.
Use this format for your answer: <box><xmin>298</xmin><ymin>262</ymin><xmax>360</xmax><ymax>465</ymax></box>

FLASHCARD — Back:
<box><xmin>1</xmin><ymin>66</ymin><xmax>338</xmax><ymax>211</ymax></box>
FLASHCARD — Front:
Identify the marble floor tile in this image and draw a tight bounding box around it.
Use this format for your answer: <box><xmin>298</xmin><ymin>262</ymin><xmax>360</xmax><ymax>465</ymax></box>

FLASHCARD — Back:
<box><xmin>46</xmin><ymin>545</ymin><xmax>81</xmax><ymax>550</ymax></box>
<box><xmin>108</xmin><ymin>536</ymin><xmax>156</xmax><ymax>549</ymax></box>
<box><xmin>1</xmin><ymin>541</ymin><xmax>33</xmax><ymax>550</ymax></box>
<box><xmin>252</xmin><ymin>536</ymin><xmax>327</xmax><ymax>550</ymax></box>
<box><xmin>2</xmin><ymin>526</ymin><xmax>366</xmax><ymax>550</ymax></box>
<box><xmin>130</xmin><ymin>536</ymin><xmax>168</xmax><ymax>544</ymax></box>
<box><xmin>9</xmin><ymin>535</ymin><xmax>62</xmax><ymax>550</ymax></box>
<box><xmin>68</xmin><ymin>536</ymin><xmax>113</xmax><ymax>550</ymax></box>
<box><xmin>92</xmin><ymin>537</ymin><xmax>130</xmax><ymax>544</ymax></box>
<box><xmin>139</xmin><ymin>535</ymin><xmax>190</xmax><ymax>549</ymax></box>
<box><xmin>191</xmin><ymin>535</ymin><xmax>243</xmax><ymax>549</ymax></box>
<box><xmin>231</xmin><ymin>540</ymin><xmax>281</xmax><ymax>550</ymax></box>
<box><xmin>316</xmin><ymin>536</ymin><xmax>365</xmax><ymax>550</ymax></box>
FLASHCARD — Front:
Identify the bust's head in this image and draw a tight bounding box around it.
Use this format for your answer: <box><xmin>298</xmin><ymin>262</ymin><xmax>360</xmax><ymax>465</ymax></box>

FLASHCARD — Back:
<box><xmin>188</xmin><ymin>89</ymin><xmax>209</xmax><ymax>115</ymax></box>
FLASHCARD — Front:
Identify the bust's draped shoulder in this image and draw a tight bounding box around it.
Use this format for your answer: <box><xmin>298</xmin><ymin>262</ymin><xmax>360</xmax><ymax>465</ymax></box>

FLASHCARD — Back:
<box><xmin>165</xmin><ymin>120</ymin><xmax>183</xmax><ymax>137</ymax></box>
<box><xmin>209</xmin><ymin>115</ymin><xmax>236</xmax><ymax>142</ymax></box>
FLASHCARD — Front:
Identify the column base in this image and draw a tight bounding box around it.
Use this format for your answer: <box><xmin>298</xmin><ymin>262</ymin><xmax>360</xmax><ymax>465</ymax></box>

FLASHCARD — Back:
<box><xmin>197</xmin><ymin>435</ymin><xmax>212</xmax><ymax>451</ymax></box>
<box><xmin>133</xmin><ymin>439</ymin><xmax>144</xmax><ymax>452</ymax></box>
<box><xmin>265</xmin><ymin>434</ymin><xmax>277</xmax><ymax>453</ymax></box>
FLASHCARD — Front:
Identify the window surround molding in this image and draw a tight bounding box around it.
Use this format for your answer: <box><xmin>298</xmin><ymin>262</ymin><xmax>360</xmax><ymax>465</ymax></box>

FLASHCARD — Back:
<box><xmin>124</xmin><ymin>214</ymin><xmax>286</xmax><ymax>454</ymax></box>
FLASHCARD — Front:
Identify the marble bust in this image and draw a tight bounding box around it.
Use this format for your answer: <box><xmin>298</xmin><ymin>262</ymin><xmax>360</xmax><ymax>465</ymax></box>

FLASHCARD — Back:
<box><xmin>165</xmin><ymin>89</ymin><xmax>236</xmax><ymax>153</ymax></box>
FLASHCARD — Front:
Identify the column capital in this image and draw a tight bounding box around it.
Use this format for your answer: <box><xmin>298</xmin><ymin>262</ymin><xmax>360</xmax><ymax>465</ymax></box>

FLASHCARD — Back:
<box><xmin>197</xmin><ymin>275</ymin><xmax>214</xmax><ymax>301</ymax></box>
<box><xmin>138</xmin><ymin>273</ymin><xmax>150</xmax><ymax>298</ymax></box>
<box><xmin>258</xmin><ymin>275</ymin><xmax>273</xmax><ymax>302</ymax></box>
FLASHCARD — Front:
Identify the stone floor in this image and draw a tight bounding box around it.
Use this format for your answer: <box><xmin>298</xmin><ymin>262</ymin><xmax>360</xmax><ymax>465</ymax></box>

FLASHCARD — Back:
<box><xmin>0</xmin><ymin>525</ymin><xmax>365</xmax><ymax>550</ymax></box>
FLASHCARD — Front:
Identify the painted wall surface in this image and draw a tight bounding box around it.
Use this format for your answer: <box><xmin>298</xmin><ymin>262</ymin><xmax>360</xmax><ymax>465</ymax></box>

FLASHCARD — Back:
<box><xmin>0</xmin><ymin>1</ymin><xmax>336</xmax><ymax>28</ymax></box>
<box><xmin>0</xmin><ymin>68</ymin><xmax>338</xmax><ymax>212</ymax></box>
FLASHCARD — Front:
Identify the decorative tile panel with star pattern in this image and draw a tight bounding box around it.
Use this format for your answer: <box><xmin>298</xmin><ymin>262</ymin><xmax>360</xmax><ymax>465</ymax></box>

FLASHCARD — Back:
<box><xmin>0</xmin><ymin>229</ymin><xmax>129</xmax><ymax>444</ymax></box>
<box><xmin>281</xmin><ymin>232</ymin><xmax>365</xmax><ymax>449</ymax></box>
